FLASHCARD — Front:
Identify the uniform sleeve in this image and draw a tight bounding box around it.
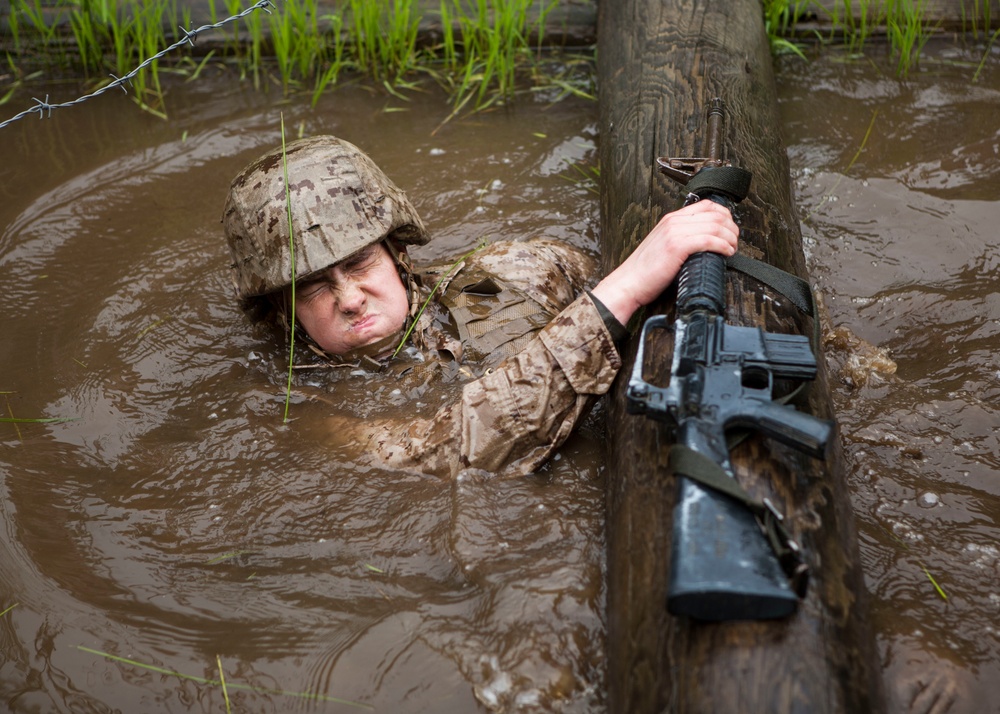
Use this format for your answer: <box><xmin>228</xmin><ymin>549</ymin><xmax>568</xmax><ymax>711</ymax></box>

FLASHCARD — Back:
<box><xmin>362</xmin><ymin>293</ymin><xmax>622</xmax><ymax>478</ymax></box>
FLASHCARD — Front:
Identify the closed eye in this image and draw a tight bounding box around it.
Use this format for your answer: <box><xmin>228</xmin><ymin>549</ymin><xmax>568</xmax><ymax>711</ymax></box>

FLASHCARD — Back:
<box><xmin>339</xmin><ymin>245</ymin><xmax>380</xmax><ymax>274</ymax></box>
<box><xmin>296</xmin><ymin>279</ymin><xmax>327</xmax><ymax>302</ymax></box>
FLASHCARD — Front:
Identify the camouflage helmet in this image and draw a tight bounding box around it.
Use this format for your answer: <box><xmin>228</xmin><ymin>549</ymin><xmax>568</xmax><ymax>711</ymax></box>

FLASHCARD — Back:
<box><xmin>223</xmin><ymin>135</ymin><xmax>430</xmax><ymax>301</ymax></box>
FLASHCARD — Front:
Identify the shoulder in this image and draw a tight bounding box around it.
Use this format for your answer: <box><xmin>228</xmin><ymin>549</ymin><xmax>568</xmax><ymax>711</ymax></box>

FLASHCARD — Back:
<box><xmin>462</xmin><ymin>239</ymin><xmax>597</xmax><ymax>315</ymax></box>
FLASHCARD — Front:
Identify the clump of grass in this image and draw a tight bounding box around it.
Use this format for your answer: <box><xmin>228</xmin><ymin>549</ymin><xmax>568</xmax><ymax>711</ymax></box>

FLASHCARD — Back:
<box><xmin>269</xmin><ymin>0</ymin><xmax>330</xmax><ymax>90</ymax></box>
<box><xmin>762</xmin><ymin>0</ymin><xmax>812</xmax><ymax>58</ymax></box>
<box><xmin>9</xmin><ymin>0</ymin><xmax>68</xmax><ymax>65</ymax></box>
<box><xmin>208</xmin><ymin>0</ymin><xmax>248</xmax><ymax>59</ymax></box>
<box><xmin>885</xmin><ymin>0</ymin><xmax>935</xmax><ymax>75</ymax></box>
<box><xmin>763</xmin><ymin>0</ymin><xmax>987</xmax><ymax>77</ymax></box>
<box><xmin>827</xmin><ymin>0</ymin><xmax>880</xmax><ymax>54</ymax></box>
<box><xmin>7</xmin><ymin>0</ymin><xmax>573</xmax><ymax>121</ymax></box>
<box><xmin>347</xmin><ymin>0</ymin><xmax>421</xmax><ymax>85</ymax></box>
<box><xmin>962</xmin><ymin>0</ymin><xmax>994</xmax><ymax>39</ymax></box>
<box><xmin>24</xmin><ymin>0</ymin><xmax>178</xmax><ymax>114</ymax></box>
<box><xmin>437</xmin><ymin>0</ymin><xmax>557</xmax><ymax>116</ymax></box>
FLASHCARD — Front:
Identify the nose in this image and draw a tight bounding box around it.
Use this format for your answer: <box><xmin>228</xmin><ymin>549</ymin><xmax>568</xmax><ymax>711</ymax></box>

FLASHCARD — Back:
<box><xmin>336</xmin><ymin>278</ymin><xmax>367</xmax><ymax>315</ymax></box>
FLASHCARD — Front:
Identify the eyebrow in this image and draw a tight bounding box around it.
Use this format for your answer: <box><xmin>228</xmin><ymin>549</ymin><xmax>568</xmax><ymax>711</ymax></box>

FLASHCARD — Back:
<box><xmin>295</xmin><ymin>245</ymin><xmax>380</xmax><ymax>289</ymax></box>
<box><xmin>338</xmin><ymin>244</ymin><xmax>379</xmax><ymax>268</ymax></box>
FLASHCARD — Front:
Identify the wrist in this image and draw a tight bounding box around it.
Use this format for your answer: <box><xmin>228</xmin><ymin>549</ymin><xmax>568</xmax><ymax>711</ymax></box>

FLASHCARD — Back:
<box><xmin>590</xmin><ymin>276</ymin><xmax>640</xmax><ymax>327</ymax></box>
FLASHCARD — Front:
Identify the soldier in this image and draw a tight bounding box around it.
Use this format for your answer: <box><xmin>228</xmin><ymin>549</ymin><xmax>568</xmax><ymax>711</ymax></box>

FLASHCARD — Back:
<box><xmin>223</xmin><ymin>136</ymin><xmax>738</xmax><ymax>477</ymax></box>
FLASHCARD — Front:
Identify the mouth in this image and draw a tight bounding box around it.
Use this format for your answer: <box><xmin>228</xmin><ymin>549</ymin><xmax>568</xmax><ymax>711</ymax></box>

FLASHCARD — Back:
<box><xmin>350</xmin><ymin>314</ymin><xmax>378</xmax><ymax>333</ymax></box>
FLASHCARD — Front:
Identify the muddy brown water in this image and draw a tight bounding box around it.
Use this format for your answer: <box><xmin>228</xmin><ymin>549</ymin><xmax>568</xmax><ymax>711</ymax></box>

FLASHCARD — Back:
<box><xmin>1</xmin><ymin>41</ymin><xmax>998</xmax><ymax>713</ymax></box>
<box><xmin>778</xmin><ymin>43</ymin><xmax>1000</xmax><ymax>714</ymax></box>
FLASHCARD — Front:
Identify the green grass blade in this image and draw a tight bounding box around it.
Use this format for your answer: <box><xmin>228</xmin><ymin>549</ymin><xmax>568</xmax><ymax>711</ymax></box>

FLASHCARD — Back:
<box><xmin>923</xmin><ymin>566</ymin><xmax>948</xmax><ymax>600</ymax></box>
<box><xmin>217</xmin><ymin>656</ymin><xmax>232</xmax><ymax>714</ymax></box>
<box><xmin>391</xmin><ymin>238</ymin><xmax>490</xmax><ymax>358</ymax></box>
<box><xmin>280</xmin><ymin>113</ymin><xmax>298</xmax><ymax>423</ymax></box>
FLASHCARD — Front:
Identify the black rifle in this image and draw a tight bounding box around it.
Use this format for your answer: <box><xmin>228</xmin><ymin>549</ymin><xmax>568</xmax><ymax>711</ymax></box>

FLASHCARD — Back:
<box><xmin>625</xmin><ymin>99</ymin><xmax>833</xmax><ymax>621</ymax></box>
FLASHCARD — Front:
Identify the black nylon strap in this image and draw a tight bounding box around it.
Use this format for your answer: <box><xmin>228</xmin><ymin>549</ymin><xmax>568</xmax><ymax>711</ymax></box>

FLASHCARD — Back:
<box><xmin>724</xmin><ymin>252</ymin><xmax>822</xmax><ymax>409</ymax></box>
<box><xmin>726</xmin><ymin>252</ymin><xmax>814</xmax><ymax>316</ymax></box>
<box><xmin>699</xmin><ymin>252</ymin><xmax>822</xmax><ymax>474</ymax></box>
<box><xmin>686</xmin><ymin>165</ymin><xmax>753</xmax><ymax>202</ymax></box>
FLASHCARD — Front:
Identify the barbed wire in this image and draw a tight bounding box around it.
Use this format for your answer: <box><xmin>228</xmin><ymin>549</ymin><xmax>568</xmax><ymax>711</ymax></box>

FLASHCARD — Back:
<box><xmin>0</xmin><ymin>0</ymin><xmax>275</xmax><ymax>130</ymax></box>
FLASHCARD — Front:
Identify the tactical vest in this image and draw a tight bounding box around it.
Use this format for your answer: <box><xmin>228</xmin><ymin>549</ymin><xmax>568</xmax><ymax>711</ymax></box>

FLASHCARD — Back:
<box><xmin>438</xmin><ymin>271</ymin><xmax>556</xmax><ymax>366</ymax></box>
<box><xmin>413</xmin><ymin>238</ymin><xmax>595</xmax><ymax>370</ymax></box>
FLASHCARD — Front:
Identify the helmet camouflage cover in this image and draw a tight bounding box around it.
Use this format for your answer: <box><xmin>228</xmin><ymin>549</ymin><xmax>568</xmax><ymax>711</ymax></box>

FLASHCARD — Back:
<box><xmin>223</xmin><ymin>135</ymin><xmax>430</xmax><ymax>302</ymax></box>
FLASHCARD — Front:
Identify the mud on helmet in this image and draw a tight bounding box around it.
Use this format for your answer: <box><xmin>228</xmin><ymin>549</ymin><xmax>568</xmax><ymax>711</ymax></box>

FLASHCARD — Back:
<box><xmin>222</xmin><ymin>135</ymin><xmax>430</xmax><ymax>325</ymax></box>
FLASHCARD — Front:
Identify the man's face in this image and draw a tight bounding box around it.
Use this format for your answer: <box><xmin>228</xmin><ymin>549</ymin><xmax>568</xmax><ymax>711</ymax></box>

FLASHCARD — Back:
<box><xmin>292</xmin><ymin>242</ymin><xmax>409</xmax><ymax>356</ymax></box>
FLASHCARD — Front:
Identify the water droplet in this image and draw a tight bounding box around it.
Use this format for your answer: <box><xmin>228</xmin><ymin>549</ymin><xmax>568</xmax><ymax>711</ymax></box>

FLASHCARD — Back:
<box><xmin>918</xmin><ymin>492</ymin><xmax>940</xmax><ymax>508</ymax></box>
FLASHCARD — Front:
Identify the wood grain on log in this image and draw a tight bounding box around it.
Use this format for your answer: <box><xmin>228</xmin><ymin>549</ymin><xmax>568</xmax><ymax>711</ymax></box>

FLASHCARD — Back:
<box><xmin>598</xmin><ymin>2</ymin><xmax>883</xmax><ymax>712</ymax></box>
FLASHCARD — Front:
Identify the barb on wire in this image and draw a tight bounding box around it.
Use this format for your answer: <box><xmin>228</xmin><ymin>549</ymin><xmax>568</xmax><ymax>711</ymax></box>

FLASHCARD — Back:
<box><xmin>0</xmin><ymin>0</ymin><xmax>275</xmax><ymax>130</ymax></box>
<box><xmin>33</xmin><ymin>95</ymin><xmax>53</xmax><ymax>119</ymax></box>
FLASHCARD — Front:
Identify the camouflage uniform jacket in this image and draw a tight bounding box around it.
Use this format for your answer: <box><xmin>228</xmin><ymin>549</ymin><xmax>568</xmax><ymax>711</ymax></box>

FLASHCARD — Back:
<box><xmin>356</xmin><ymin>239</ymin><xmax>624</xmax><ymax>478</ymax></box>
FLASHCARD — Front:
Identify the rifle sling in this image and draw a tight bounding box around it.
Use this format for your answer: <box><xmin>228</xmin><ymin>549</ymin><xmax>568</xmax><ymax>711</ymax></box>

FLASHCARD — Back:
<box><xmin>723</xmin><ymin>252</ymin><xmax>821</xmax><ymax>451</ymax></box>
<box><xmin>669</xmin><ymin>444</ymin><xmax>809</xmax><ymax>597</ymax></box>
<box><xmin>725</xmin><ymin>252</ymin><xmax>820</xmax><ymax>356</ymax></box>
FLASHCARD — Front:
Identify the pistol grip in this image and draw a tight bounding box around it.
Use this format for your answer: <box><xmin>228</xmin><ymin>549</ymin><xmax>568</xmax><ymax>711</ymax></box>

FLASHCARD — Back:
<box><xmin>750</xmin><ymin>401</ymin><xmax>834</xmax><ymax>460</ymax></box>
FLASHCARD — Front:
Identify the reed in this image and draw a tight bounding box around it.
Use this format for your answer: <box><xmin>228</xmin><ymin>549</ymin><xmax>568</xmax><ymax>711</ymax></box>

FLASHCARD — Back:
<box><xmin>280</xmin><ymin>113</ymin><xmax>298</xmax><ymax>425</ymax></box>
<box><xmin>560</xmin><ymin>159</ymin><xmax>600</xmax><ymax>196</ymax></box>
<box><xmin>310</xmin><ymin>12</ymin><xmax>346</xmax><ymax>107</ymax></box>
<box><xmin>216</xmin><ymin>656</ymin><xmax>232</xmax><ymax>714</ymax></box>
<box><xmin>0</xmin><ymin>417</ymin><xmax>77</xmax><ymax>423</ymax></box>
<box><xmin>973</xmin><ymin>26</ymin><xmax>1000</xmax><ymax>81</ymax></box>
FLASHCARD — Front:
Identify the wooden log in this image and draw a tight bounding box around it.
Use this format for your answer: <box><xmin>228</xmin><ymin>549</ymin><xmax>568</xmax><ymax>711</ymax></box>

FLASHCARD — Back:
<box><xmin>597</xmin><ymin>1</ymin><xmax>884</xmax><ymax>713</ymax></box>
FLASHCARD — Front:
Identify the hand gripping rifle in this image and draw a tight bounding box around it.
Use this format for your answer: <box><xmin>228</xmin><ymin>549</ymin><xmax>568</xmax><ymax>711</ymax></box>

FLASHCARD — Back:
<box><xmin>625</xmin><ymin>99</ymin><xmax>834</xmax><ymax>621</ymax></box>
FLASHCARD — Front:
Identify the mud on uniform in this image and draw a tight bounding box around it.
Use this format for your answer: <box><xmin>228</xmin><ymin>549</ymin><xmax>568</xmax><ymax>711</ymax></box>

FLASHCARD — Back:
<box><xmin>357</xmin><ymin>239</ymin><xmax>624</xmax><ymax>478</ymax></box>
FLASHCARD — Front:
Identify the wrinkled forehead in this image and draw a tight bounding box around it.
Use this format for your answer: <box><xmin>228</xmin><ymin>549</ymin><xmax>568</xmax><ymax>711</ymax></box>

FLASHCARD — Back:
<box><xmin>293</xmin><ymin>241</ymin><xmax>392</xmax><ymax>285</ymax></box>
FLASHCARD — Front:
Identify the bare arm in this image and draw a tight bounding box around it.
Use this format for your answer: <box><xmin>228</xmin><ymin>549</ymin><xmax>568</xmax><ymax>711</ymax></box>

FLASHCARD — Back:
<box><xmin>590</xmin><ymin>200</ymin><xmax>739</xmax><ymax>326</ymax></box>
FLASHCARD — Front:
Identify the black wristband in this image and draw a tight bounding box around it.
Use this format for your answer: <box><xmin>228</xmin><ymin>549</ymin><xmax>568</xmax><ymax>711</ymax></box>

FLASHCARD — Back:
<box><xmin>586</xmin><ymin>290</ymin><xmax>628</xmax><ymax>342</ymax></box>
